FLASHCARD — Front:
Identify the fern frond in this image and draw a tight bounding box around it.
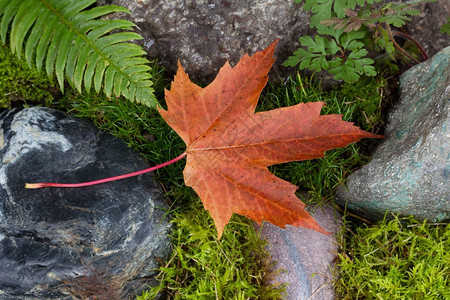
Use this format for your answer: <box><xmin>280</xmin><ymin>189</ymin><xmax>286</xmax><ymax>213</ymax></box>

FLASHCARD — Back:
<box><xmin>0</xmin><ymin>0</ymin><xmax>157</xmax><ymax>107</ymax></box>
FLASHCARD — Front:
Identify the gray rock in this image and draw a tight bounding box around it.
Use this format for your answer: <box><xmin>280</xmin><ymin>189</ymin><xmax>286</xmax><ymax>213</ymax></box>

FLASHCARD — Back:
<box><xmin>406</xmin><ymin>0</ymin><xmax>450</xmax><ymax>58</ymax></box>
<box><xmin>0</xmin><ymin>107</ymin><xmax>171</xmax><ymax>299</ymax></box>
<box><xmin>257</xmin><ymin>203</ymin><xmax>340</xmax><ymax>300</ymax></box>
<box><xmin>335</xmin><ymin>46</ymin><xmax>450</xmax><ymax>222</ymax></box>
<box><xmin>97</xmin><ymin>0</ymin><xmax>312</xmax><ymax>83</ymax></box>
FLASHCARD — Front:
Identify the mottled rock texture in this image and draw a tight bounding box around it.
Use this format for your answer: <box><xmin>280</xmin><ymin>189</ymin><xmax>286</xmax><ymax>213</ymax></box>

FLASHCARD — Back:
<box><xmin>96</xmin><ymin>0</ymin><xmax>449</xmax><ymax>84</ymax></box>
<box><xmin>335</xmin><ymin>46</ymin><xmax>450</xmax><ymax>222</ymax></box>
<box><xmin>257</xmin><ymin>203</ymin><xmax>341</xmax><ymax>300</ymax></box>
<box><xmin>0</xmin><ymin>107</ymin><xmax>171</xmax><ymax>299</ymax></box>
<box><xmin>407</xmin><ymin>0</ymin><xmax>450</xmax><ymax>58</ymax></box>
<box><xmin>97</xmin><ymin>0</ymin><xmax>312</xmax><ymax>83</ymax></box>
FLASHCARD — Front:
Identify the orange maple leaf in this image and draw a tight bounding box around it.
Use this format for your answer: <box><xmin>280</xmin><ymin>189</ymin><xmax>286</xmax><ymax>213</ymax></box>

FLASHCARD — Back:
<box><xmin>159</xmin><ymin>40</ymin><xmax>381</xmax><ymax>239</ymax></box>
<box><xmin>24</xmin><ymin>40</ymin><xmax>381</xmax><ymax>239</ymax></box>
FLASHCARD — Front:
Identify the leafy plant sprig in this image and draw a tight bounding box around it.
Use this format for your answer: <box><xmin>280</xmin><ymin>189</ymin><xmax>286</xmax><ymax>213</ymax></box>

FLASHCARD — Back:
<box><xmin>284</xmin><ymin>25</ymin><xmax>376</xmax><ymax>83</ymax></box>
<box><xmin>321</xmin><ymin>1</ymin><xmax>434</xmax><ymax>62</ymax></box>
<box><xmin>320</xmin><ymin>0</ymin><xmax>425</xmax><ymax>30</ymax></box>
<box><xmin>0</xmin><ymin>0</ymin><xmax>157</xmax><ymax>107</ymax></box>
<box><xmin>287</xmin><ymin>0</ymin><xmax>437</xmax><ymax>83</ymax></box>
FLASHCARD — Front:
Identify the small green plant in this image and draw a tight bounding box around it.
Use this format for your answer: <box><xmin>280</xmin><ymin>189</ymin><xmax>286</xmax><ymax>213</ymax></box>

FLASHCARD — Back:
<box><xmin>0</xmin><ymin>0</ymin><xmax>157</xmax><ymax>107</ymax></box>
<box><xmin>285</xmin><ymin>0</ymin><xmax>436</xmax><ymax>82</ymax></box>
<box><xmin>336</xmin><ymin>214</ymin><xmax>449</xmax><ymax>299</ymax></box>
<box><xmin>284</xmin><ymin>25</ymin><xmax>376</xmax><ymax>83</ymax></box>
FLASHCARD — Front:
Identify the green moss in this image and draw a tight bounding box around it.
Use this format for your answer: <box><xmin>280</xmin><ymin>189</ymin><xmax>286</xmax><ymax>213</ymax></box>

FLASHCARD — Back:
<box><xmin>336</xmin><ymin>214</ymin><xmax>450</xmax><ymax>299</ymax></box>
<box><xmin>0</xmin><ymin>44</ymin><xmax>56</xmax><ymax>108</ymax></box>
<box><xmin>137</xmin><ymin>200</ymin><xmax>285</xmax><ymax>299</ymax></box>
<box><xmin>333</xmin><ymin>76</ymin><xmax>387</xmax><ymax>132</ymax></box>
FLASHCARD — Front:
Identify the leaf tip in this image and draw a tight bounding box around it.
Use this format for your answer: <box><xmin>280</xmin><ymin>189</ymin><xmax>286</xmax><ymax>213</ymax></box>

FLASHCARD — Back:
<box><xmin>319</xmin><ymin>227</ymin><xmax>333</xmax><ymax>235</ymax></box>
<box><xmin>301</xmin><ymin>222</ymin><xmax>332</xmax><ymax>235</ymax></box>
<box><xmin>176</xmin><ymin>60</ymin><xmax>186</xmax><ymax>75</ymax></box>
<box><xmin>173</xmin><ymin>60</ymin><xmax>191</xmax><ymax>83</ymax></box>
<box><xmin>266</xmin><ymin>38</ymin><xmax>280</xmax><ymax>57</ymax></box>
<box><xmin>362</xmin><ymin>132</ymin><xmax>384</xmax><ymax>140</ymax></box>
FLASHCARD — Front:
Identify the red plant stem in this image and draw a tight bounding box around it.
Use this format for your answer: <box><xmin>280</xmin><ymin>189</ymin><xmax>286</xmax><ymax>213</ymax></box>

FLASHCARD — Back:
<box><xmin>385</xmin><ymin>22</ymin><xmax>420</xmax><ymax>64</ymax></box>
<box><xmin>390</xmin><ymin>29</ymin><xmax>428</xmax><ymax>61</ymax></box>
<box><xmin>25</xmin><ymin>152</ymin><xmax>187</xmax><ymax>189</ymax></box>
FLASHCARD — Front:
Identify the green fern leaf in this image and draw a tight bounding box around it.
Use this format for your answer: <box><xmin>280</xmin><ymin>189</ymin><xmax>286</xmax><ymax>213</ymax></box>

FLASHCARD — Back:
<box><xmin>0</xmin><ymin>0</ymin><xmax>157</xmax><ymax>107</ymax></box>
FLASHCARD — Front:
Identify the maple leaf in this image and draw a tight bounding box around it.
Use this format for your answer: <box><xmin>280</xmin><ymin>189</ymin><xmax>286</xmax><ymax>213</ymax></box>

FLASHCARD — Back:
<box><xmin>158</xmin><ymin>40</ymin><xmax>381</xmax><ymax>239</ymax></box>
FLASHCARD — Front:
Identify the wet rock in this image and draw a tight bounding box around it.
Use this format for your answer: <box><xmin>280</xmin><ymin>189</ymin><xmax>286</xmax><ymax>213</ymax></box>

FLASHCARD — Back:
<box><xmin>97</xmin><ymin>0</ymin><xmax>312</xmax><ymax>83</ymax></box>
<box><xmin>258</xmin><ymin>203</ymin><xmax>340</xmax><ymax>300</ymax></box>
<box><xmin>335</xmin><ymin>46</ymin><xmax>450</xmax><ymax>222</ymax></box>
<box><xmin>0</xmin><ymin>107</ymin><xmax>171</xmax><ymax>299</ymax></box>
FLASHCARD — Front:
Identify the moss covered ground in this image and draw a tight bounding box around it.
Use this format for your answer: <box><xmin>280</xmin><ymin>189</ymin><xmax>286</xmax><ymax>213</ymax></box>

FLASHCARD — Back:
<box><xmin>337</xmin><ymin>214</ymin><xmax>449</xmax><ymax>299</ymax></box>
<box><xmin>0</xmin><ymin>45</ymin><xmax>56</xmax><ymax>108</ymax></box>
<box><xmin>1</xmin><ymin>43</ymin><xmax>448</xmax><ymax>299</ymax></box>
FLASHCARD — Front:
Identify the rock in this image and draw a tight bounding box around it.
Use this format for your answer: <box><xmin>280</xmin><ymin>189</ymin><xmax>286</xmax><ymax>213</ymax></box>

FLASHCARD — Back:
<box><xmin>0</xmin><ymin>107</ymin><xmax>171</xmax><ymax>299</ymax></box>
<box><xmin>97</xmin><ymin>0</ymin><xmax>311</xmax><ymax>83</ymax></box>
<box><xmin>335</xmin><ymin>46</ymin><xmax>450</xmax><ymax>223</ymax></box>
<box><xmin>258</xmin><ymin>203</ymin><xmax>340</xmax><ymax>300</ymax></box>
<box><xmin>406</xmin><ymin>0</ymin><xmax>450</xmax><ymax>58</ymax></box>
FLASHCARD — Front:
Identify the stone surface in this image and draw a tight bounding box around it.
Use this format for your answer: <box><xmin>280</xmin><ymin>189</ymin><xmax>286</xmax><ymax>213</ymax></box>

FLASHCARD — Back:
<box><xmin>0</xmin><ymin>107</ymin><xmax>171</xmax><ymax>299</ymax></box>
<box><xmin>97</xmin><ymin>0</ymin><xmax>312</xmax><ymax>83</ymax></box>
<box><xmin>406</xmin><ymin>0</ymin><xmax>450</xmax><ymax>58</ymax></box>
<box><xmin>335</xmin><ymin>46</ymin><xmax>450</xmax><ymax>222</ymax></box>
<box><xmin>258</xmin><ymin>203</ymin><xmax>341</xmax><ymax>300</ymax></box>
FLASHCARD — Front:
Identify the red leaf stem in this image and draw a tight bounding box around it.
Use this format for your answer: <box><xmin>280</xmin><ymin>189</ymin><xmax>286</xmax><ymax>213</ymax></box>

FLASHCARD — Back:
<box><xmin>25</xmin><ymin>152</ymin><xmax>187</xmax><ymax>189</ymax></box>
